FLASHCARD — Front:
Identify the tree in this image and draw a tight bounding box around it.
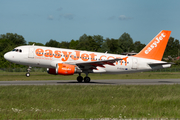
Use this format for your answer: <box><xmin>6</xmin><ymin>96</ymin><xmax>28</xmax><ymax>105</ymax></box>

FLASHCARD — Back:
<box><xmin>59</xmin><ymin>41</ymin><xmax>70</xmax><ymax>48</ymax></box>
<box><xmin>133</xmin><ymin>41</ymin><xmax>146</xmax><ymax>53</ymax></box>
<box><xmin>106</xmin><ymin>38</ymin><xmax>121</xmax><ymax>54</ymax></box>
<box><xmin>69</xmin><ymin>39</ymin><xmax>79</xmax><ymax>49</ymax></box>
<box><xmin>164</xmin><ymin>37</ymin><xmax>180</xmax><ymax>58</ymax></box>
<box><xmin>45</xmin><ymin>39</ymin><xmax>59</xmax><ymax>47</ymax></box>
<box><xmin>92</xmin><ymin>35</ymin><xmax>104</xmax><ymax>51</ymax></box>
<box><xmin>76</xmin><ymin>34</ymin><xmax>88</xmax><ymax>50</ymax></box>
<box><xmin>0</xmin><ymin>33</ymin><xmax>26</xmax><ymax>68</ymax></box>
<box><xmin>99</xmin><ymin>40</ymin><xmax>110</xmax><ymax>53</ymax></box>
<box><xmin>0</xmin><ymin>39</ymin><xmax>15</xmax><ymax>68</ymax></box>
<box><xmin>118</xmin><ymin>32</ymin><xmax>133</xmax><ymax>52</ymax></box>
<box><xmin>0</xmin><ymin>33</ymin><xmax>26</xmax><ymax>45</ymax></box>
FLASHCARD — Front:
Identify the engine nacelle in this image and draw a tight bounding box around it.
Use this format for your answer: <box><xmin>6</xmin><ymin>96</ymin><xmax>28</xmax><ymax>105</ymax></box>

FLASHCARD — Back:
<box><xmin>47</xmin><ymin>63</ymin><xmax>81</xmax><ymax>75</ymax></box>
<box><xmin>56</xmin><ymin>63</ymin><xmax>76</xmax><ymax>75</ymax></box>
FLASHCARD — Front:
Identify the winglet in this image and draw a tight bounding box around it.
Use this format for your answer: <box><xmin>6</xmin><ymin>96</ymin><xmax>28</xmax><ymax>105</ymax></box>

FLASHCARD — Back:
<box><xmin>134</xmin><ymin>30</ymin><xmax>171</xmax><ymax>61</ymax></box>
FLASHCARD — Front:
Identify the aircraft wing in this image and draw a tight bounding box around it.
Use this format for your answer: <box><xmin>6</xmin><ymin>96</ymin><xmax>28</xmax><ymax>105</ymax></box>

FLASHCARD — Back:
<box><xmin>50</xmin><ymin>58</ymin><xmax>122</xmax><ymax>71</ymax></box>
<box><xmin>74</xmin><ymin>58</ymin><xmax>122</xmax><ymax>70</ymax></box>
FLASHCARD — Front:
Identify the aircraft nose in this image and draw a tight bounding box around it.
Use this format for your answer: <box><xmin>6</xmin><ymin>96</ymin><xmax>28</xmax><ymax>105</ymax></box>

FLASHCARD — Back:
<box><xmin>4</xmin><ymin>52</ymin><xmax>11</xmax><ymax>61</ymax></box>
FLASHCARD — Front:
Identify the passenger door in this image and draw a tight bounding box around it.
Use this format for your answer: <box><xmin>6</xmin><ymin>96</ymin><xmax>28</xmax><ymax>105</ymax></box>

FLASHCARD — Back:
<box><xmin>28</xmin><ymin>47</ymin><xmax>34</xmax><ymax>58</ymax></box>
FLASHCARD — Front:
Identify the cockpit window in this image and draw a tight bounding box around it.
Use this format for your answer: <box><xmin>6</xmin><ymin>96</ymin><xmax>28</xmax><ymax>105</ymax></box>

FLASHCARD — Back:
<box><xmin>12</xmin><ymin>49</ymin><xmax>22</xmax><ymax>53</ymax></box>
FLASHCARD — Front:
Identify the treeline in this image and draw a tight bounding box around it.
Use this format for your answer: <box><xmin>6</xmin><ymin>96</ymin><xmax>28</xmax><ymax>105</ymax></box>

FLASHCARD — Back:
<box><xmin>44</xmin><ymin>33</ymin><xmax>146</xmax><ymax>54</ymax></box>
<box><xmin>0</xmin><ymin>33</ymin><xmax>180</xmax><ymax>68</ymax></box>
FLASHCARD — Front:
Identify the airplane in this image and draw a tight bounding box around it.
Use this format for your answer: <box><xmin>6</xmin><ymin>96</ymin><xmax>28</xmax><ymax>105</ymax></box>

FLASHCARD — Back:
<box><xmin>4</xmin><ymin>30</ymin><xmax>171</xmax><ymax>83</ymax></box>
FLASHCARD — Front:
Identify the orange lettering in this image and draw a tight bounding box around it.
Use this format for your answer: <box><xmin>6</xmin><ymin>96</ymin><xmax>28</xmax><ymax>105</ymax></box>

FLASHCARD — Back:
<box><xmin>100</xmin><ymin>55</ymin><xmax>106</xmax><ymax>60</ymax></box>
<box><xmin>62</xmin><ymin>51</ymin><xmax>72</xmax><ymax>62</ymax></box>
<box><xmin>89</xmin><ymin>53</ymin><xmax>97</xmax><ymax>61</ymax></box>
<box><xmin>44</xmin><ymin>49</ymin><xmax>53</xmax><ymax>57</ymax></box>
<box><xmin>123</xmin><ymin>57</ymin><xmax>128</xmax><ymax>66</ymax></box>
<box><xmin>54</xmin><ymin>50</ymin><xmax>61</xmax><ymax>58</ymax></box>
<box><xmin>35</xmin><ymin>48</ymin><xmax>44</xmax><ymax>56</ymax></box>
<box><xmin>81</xmin><ymin>53</ymin><xmax>89</xmax><ymax>61</ymax></box>
<box><xmin>107</xmin><ymin>56</ymin><xmax>115</xmax><ymax>59</ymax></box>
<box><xmin>71</xmin><ymin>51</ymin><xmax>80</xmax><ymax>60</ymax></box>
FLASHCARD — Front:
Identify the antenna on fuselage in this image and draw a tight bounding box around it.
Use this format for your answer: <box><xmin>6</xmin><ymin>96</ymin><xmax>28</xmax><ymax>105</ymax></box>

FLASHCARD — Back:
<box><xmin>105</xmin><ymin>51</ymin><xmax>108</xmax><ymax>54</ymax></box>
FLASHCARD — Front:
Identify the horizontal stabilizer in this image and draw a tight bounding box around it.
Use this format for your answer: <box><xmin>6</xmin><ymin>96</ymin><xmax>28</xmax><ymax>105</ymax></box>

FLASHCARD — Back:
<box><xmin>148</xmin><ymin>62</ymin><xmax>174</xmax><ymax>67</ymax></box>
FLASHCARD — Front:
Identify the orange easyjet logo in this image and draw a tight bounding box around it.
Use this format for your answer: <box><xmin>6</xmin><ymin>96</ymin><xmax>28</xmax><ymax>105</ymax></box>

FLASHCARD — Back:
<box><xmin>35</xmin><ymin>48</ymin><xmax>128</xmax><ymax>65</ymax></box>
<box><xmin>145</xmin><ymin>33</ymin><xmax>166</xmax><ymax>54</ymax></box>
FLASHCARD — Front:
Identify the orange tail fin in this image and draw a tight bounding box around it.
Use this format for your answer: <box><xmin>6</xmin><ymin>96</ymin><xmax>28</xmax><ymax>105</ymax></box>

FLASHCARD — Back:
<box><xmin>134</xmin><ymin>30</ymin><xmax>171</xmax><ymax>61</ymax></box>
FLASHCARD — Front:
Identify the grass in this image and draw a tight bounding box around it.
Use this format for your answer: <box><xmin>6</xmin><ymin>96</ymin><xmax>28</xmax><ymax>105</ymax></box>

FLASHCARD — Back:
<box><xmin>0</xmin><ymin>71</ymin><xmax>180</xmax><ymax>119</ymax></box>
<box><xmin>1</xmin><ymin>85</ymin><xmax>180</xmax><ymax>119</ymax></box>
<box><xmin>0</xmin><ymin>71</ymin><xmax>180</xmax><ymax>81</ymax></box>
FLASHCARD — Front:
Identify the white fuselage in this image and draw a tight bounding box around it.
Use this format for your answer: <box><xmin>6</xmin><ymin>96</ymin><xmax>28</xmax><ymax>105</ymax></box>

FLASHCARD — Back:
<box><xmin>4</xmin><ymin>45</ymin><xmax>171</xmax><ymax>74</ymax></box>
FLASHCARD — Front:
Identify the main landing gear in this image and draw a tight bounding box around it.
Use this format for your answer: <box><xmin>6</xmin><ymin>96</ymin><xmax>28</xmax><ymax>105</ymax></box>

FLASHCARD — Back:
<box><xmin>77</xmin><ymin>73</ymin><xmax>91</xmax><ymax>83</ymax></box>
<box><xmin>26</xmin><ymin>66</ymin><xmax>31</xmax><ymax>77</ymax></box>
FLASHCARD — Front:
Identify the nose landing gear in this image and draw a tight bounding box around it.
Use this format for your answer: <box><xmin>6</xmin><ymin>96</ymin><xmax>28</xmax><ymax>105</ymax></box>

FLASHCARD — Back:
<box><xmin>26</xmin><ymin>66</ymin><xmax>31</xmax><ymax>77</ymax></box>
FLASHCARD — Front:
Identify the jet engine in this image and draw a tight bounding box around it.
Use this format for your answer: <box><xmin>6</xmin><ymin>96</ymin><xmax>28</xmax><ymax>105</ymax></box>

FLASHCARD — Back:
<box><xmin>47</xmin><ymin>63</ymin><xmax>81</xmax><ymax>75</ymax></box>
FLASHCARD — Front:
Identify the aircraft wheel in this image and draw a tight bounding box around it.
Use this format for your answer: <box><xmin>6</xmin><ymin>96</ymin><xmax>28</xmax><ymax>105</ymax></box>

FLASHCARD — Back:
<box><xmin>77</xmin><ymin>76</ymin><xmax>83</xmax><ymax>82</ymax></box>
<box><xmin>84</xmin><ymin>76</ymin><xmax>91</xmax><ymax>83</ymax></box>
<box><xmin>26</xmin><ymin>73</ymin><xmax>30</xmax><ymax>77</ymax></box>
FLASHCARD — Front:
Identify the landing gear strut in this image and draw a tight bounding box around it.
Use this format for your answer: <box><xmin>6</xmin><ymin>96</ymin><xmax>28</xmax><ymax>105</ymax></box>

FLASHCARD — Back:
<box><xmin>76</xmin><ymin>73</ymin><xmax>91</xmax><ymax>83</ymax></box>
<box><xmin>26</xmin><ymin>66</ymin><xmax>31</xmax><ymax>77</ymax></box>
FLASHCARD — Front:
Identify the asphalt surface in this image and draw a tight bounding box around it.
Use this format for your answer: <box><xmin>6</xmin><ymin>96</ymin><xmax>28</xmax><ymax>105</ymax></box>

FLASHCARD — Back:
<box><xmin>0</xmin><ymin>79</ymin><xmax>180</xmax><ymax>86</ymax></box>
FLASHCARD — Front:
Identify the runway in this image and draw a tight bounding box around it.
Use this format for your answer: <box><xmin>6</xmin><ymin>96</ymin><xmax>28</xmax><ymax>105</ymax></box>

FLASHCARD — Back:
<box><xmin>0</xmin><ymin>79</ymin><xmax>180</xmax><ymax>86</ymax></box>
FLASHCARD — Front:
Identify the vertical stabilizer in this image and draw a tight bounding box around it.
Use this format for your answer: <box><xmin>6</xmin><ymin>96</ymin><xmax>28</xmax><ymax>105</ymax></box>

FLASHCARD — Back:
<box><xmin>134</xmin><ymin>30</ymin><xmax>171</xmax><ymax>61</ymax></box>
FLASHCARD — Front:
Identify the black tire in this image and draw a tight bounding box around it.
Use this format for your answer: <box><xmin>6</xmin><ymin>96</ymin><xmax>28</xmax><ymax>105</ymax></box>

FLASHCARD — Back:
<box><xmin>77</xmin><ymin>76</ymin><xmax>83</xmax><ymax>82</ymax></box>
<box><xmin>84</xmin><ymin>77</ymin><xmax>91</xmax><ymax>83</ymax></box>
<box><xmin>26</xmin><ymin>73</ymin><xmax>30</xmax><ymax>77</ymax></box>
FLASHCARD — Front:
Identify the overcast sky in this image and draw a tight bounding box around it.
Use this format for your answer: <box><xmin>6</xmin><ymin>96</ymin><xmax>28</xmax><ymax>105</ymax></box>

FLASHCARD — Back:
<box><xmin>0</xmin><ymin>0</ymin><xmax>180</xmax><ymax>45</ymax></box>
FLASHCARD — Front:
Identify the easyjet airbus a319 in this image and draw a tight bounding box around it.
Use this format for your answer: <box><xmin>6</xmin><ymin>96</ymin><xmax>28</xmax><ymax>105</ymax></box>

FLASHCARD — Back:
<box><xmin>4</xmin><ymin>30</ymin><xmax>172</xmax><ymax>83</ymax></box>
